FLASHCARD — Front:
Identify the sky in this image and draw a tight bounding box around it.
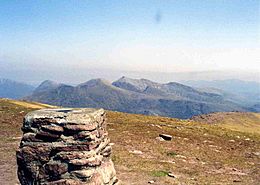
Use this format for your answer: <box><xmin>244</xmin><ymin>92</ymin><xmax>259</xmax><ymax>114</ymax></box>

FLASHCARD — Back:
<box><xmin>0</xmin><ymin>0</ymin><xmax>259</xmax><ymax>84</ymax></box>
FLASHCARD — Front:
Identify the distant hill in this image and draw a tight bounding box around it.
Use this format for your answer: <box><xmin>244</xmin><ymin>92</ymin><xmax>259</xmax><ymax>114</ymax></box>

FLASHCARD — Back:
<box><xmin>25</xmin><ymin>77</ymin><xmax>248</xmax><ymax>119</ymax></box>
<box><xmin>0</xmin><ymin>78</ymin><xmax>34</xmax><ymax>99</ymax></box>
<box><xmin>182</xmin><ymin>79</ymin><xmax>260</xmax><ymax>107</ymax></box>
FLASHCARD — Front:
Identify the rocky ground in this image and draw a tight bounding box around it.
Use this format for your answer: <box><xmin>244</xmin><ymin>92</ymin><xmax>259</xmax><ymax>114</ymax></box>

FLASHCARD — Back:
<box><xmin>0</xmin><ymin>98</ymin><xmax>259</xmax><ymax>185</ymax></box>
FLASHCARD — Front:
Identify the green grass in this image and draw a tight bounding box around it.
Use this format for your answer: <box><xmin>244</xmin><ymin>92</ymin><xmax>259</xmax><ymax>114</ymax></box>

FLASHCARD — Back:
<box><xmin>151</xmin><ymin>170</ymin><xmax>169</xmax><ymax>177</ymax></box>
<box><xmin>166</xmin><ymin>151</ymin><xmax>178</xmax><ymax>157</ymax></box>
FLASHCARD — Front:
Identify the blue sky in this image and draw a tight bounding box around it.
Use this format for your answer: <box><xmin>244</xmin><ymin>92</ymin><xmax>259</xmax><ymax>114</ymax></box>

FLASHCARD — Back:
<box><xmin>0</xmin><ymin>0</ymin><xmax>259</xmax><ymax>83</ymax></box>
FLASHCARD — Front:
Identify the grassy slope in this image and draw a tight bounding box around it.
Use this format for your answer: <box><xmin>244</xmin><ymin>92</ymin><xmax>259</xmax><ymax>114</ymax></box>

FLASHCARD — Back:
<box><xmin>0</xmin><ymin>99</ymin><xmax>259</xmax><ymax>185</ymax></box>
<box><xmin>0</xmin><ymin>99</ymin><xmax>54</xmax><ymax>185</ymax></box>
<box><xmin>192</xmin><ymin>112</ymin><xmax>260</xmax><ymax>135</ymax></box>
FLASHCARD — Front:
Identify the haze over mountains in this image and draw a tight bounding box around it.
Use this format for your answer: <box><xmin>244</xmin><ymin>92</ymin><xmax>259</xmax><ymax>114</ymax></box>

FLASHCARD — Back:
<box><xmin>20</xmin><ymin>76</ymin><xmax>259</xmax><ymax>119</ymax></box>
<box><xmin>0</xmin><ymin>79</ymin><xmax>34</xmax><ymax>99</ymax></box>
<box><xmin>183</xmin><ymin>79</ymin><xmax>260</xmax><ymax>112</ymax></box>
<box><xmin>183</xmin><ymin>79</ymin><xmax>260</xmax><ymax>102</ymax></box>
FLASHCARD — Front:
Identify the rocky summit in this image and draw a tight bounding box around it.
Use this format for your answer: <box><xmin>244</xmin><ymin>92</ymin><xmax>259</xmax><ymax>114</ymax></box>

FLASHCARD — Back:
<box><xmin>16</xmin><ymin>108</ymin><xmax>118</xmax><ymax>185</ymax></box>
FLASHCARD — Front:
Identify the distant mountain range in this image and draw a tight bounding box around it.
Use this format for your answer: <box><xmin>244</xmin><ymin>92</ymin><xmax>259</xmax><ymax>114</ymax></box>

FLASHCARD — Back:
<box><xmin>1</xmin><ymin>77</ymin><xmax>258</xmax><ymax>119</ymax></box>
<box><xmin>0</xmin><ymin>79</ymin><xmax>34</xmax><ymax>99</ymax></box>
<box><xmin>182</xmin><ymin>79</ymin><xmax>260</xmax><ymax>107</ymax></box>
<box><xmin>23</xmin><ymin>77</ymin><xmax>259</xmax><ymax>119</ymax></box>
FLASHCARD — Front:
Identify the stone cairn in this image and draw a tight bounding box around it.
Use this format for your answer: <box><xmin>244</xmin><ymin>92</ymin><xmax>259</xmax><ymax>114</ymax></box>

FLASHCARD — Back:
<box><xmin>16</xmin><ymin>108</ymin><xmax>118</xmax><ymax>185</ymax></box>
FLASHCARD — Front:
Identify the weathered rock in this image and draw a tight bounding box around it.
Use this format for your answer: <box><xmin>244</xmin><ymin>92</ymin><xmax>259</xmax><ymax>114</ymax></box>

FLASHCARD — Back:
<box><xmin>54</xmin><ymin>144</ymin><xmax>97</xmax><ymax>152</ymax></box>
<box><xmin>94</xmin><ymin>160</ymin><xmax>117</xmax><ymax>185</ymax></box>
<box><xmin>44</xmin><ymin>179</ymin><xmax>82</xmax><ymax>185</ymax></box>
<box><xmin>69</xmin><ymin>155</ymin><xmax>103</xmax><ymax>167</ymax></box>
<box><xmin>71</xmin><ymin>169</ymin><xmax>95</xmax><ymax>179</ymax></box>
<box><xmin>43</xmin><ymin>161</ymin><xmax>68</xmax><ymax>179</ymax></box>
<box><xmin>64</xmin><ymin>124</ymin><xmax>98</xmax><ymax>132</ymax></box>
<box><xmin>17</xmin><ymin>144</ymin><xmax>52</xmax><ymax>163</ymax></box>
<box><xmin>168</xmin><ymin>172</ymin><xmax>176</xmax><ymax>178</ymax></box>
<box><xmin>100</xmin><ymin>146</ymin><xmax>112</xmax><ymax>157</ymax></box>
<box><xmin>75</xmin><ymin>130</ymin><xmax>99</xmax><ymax>140</ymax></box>
<box><xmin>41</xmin><ymin>125</ymin><xmax>64</xmax><ymax>134</ymax></box>
<box><xmin>155</xmin><ymin>136</ymin><xmax>165</xmax><ymax>141</ymax></box>
<box><xmin>22</xmin><ymin>132</ymin><xmax>42</xmax><ymax>142</ymax></box>
<box><xmin>159</xmin><ymin>134</ymin><xmax>172</xmax><ymax>141</ymax></box>
<box><xmin>55</xmin><ymin>151</ymin><xmax>96</xmax><ymax>161</ymax></box>
<box><xmin>36</xmin><ymin>130</ymin><xmax>61</xmax><ymax>141</ymax></box>
<box><xmin>17</xmin><ymin>108</ymin><xmax>117</xmax><ymax>185</ymax></box>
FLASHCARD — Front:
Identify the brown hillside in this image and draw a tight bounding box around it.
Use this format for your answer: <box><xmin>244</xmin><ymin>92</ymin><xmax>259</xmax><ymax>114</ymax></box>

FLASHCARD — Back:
<box><xmin>192</xmin><ymin>112</ymin><xmax>260</xmax><ymax>134</ymax></box>
<box><xmin>0</xmin><ymin>99</ymin><xmax>259</xmax><ymax>185</ymax></box>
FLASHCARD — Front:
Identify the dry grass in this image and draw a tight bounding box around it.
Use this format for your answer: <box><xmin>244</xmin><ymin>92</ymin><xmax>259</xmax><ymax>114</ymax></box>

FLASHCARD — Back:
<box><xmin>192</xmin><ymin>112</ymin><xmax>260</xmax><ymax>135</ymax></box>
<box><xmin>9</xmin><ymin>99</ymin><xmax>57</xmax><ymax>109</ymax></box>
<box><xmin>108</xmin><ymin>111</ymin><xmax>260</xmax><ymax>184</ymax></box>
<box><xmin>0</xmin><ymin>99</ymin><xmax>259</xmax><ymax>185</ymax></box>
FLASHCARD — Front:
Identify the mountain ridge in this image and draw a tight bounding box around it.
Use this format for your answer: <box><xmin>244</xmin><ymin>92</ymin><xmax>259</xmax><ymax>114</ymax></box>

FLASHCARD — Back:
<box><xmin>24</xmin><ymin>77</ymin><xmax>249</xmax><ymax>119</ymax></box>
<box><xmin>183</xmin><ymin>79</ymin><xmax>260</xmax><ymax>111</ymax></box>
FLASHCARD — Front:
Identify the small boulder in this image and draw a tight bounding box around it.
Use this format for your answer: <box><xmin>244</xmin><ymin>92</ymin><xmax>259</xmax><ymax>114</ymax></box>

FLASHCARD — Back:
<box><xmin>168</xmin><ymin>172</ymin><xmax>176</xmax><ymax>178</ymax></box>
<box><xmin>155</xmin><ymin>137</ymin><xmax>165</xmax><ymax>141</ymax></box>
<box><xmin>159</xmin><ymin>134</ymin><xmax>172</xmax><ymax>141</ymax></box>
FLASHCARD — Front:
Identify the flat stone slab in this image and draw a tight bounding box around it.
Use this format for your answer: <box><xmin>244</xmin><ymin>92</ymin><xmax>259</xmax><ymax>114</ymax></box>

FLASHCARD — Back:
<box><xmin>24</xmin><ymin>108</ymin><xmax>105</xmax><ymax>126</ymax></box>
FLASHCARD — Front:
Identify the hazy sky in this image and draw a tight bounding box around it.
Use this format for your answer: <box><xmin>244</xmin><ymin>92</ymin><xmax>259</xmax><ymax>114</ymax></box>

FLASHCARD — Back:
<box><xmin>0</xmin><ymin>0</ymin><xmax>259</xmax><ymax>83</ymax></box>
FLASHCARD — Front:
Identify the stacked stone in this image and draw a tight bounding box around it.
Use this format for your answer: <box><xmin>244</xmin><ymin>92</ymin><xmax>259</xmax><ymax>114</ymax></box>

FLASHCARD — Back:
<box><xmin>16</xmin><ymin>108</ymin><xmax>118</xmax><ymax>185</ymax></box>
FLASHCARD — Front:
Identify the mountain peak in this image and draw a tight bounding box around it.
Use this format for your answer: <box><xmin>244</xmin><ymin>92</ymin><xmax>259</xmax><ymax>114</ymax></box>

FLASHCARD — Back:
<box><xmin>78</xmin><ymin>78</ymin><xmax>111</xmax><ymax>87</ymax></box>
<box><xmin>113</xmin><ymin>77</ymin><xmax>160</xmax><ymax>92</ymax></box>
<box><xmin>116</xmin><ymin>76</ymin><xmax>133</xmax><ymax>82</ymax></box>
<box><xmin>34</xmin><ymin>80</ymin><xmax>60</xmax><ymax>93</ymax></box>
<box><xmin>40</xmin><ymin>80</ymin><xmax>58</xmax><ymax>85</ymax></box>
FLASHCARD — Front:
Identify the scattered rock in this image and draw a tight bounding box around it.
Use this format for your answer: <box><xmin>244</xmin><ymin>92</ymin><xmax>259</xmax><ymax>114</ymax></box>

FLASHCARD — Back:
<box><xmin>176</xmin><ymin>155</ymin><xmax>186</xmax><ymax>159</ymax></box>
<box><xmin>155</xmin><ymin>136</ymin><xmax>165</xmax><ymax>141</ymax></box>
<box><xmin>129</xmin><ymin>150</ymin><xmax>143</xmax><ymax>155</ymax></box>
<box><xmin>159</xmin><ymin>134</ymin><xmax>172</xmax><ymax>141</ymax></box>
<box><xmin>203</xmin><ymin>140</ymin><xmax>213</xmax><ymax>143</ymax></box>
<box><xmin>156</xmin><ymin>125</ymin><xmax>162</xmax><ymax>129</ymax></box>
<box><xmin>148</xmin><ymin>180</ymin><xmax>155</xmax><ymax>184</ymax></box>
<box><xmin>168</xmin><ymin>173</ymin><xmax>176</xmax><ymax>178</ymax></box>
<box><xmin>252</xmin><ymin>152</ymin><xmax>260</xmax><ymax>156</ymax></box>
<box><xmin>160</xmin><ymin>160</ymin><xmax>175</xmax><ymax>164</ymax></box>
